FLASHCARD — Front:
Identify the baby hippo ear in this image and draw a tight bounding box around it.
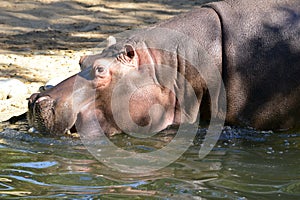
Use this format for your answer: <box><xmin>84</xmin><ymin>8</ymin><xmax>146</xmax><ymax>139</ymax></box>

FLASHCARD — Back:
<box><xmin>125</xmin><ymin>44</ymin><xmax>136</xmax><ymax>60</ymax></box>
<box><xmin>117</xmin><ymin>44</ymin><xmax>138</xmax><ymax>67</ymax></box>
<box><xmin>79</xmin><ymin>55</ymin><xmax>87</xmax><ymax>70</ymax></box>
<box><xmin>107</xmin><ymin>36</ymin><xmax>116</xmax><ymax>47</ymax></box>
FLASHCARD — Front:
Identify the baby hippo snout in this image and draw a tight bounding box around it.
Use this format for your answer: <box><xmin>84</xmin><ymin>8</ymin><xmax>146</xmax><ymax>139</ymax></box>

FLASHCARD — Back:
<box><xmin>28</xmin><ymin>94</ymin><xmax>56</xmax><ymax>135</ymax></box>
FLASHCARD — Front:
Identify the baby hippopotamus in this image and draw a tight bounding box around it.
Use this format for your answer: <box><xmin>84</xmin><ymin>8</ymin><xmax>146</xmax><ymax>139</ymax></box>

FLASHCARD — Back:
<box><xmin>28</xmin><ymin>0</ymin><xmax>300</xmax><ymax>136</ymax></box>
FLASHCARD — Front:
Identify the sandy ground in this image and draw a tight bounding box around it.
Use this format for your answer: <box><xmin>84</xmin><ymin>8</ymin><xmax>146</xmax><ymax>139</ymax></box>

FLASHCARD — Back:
<box><xmin>0</xmin><ymin>0</ymin><xmax>210</xmax><ymax>129</ymax></box>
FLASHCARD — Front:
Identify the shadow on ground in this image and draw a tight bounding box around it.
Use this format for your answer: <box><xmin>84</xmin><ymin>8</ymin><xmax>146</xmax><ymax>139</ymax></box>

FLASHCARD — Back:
<box><xmin>0</xmin><ymin>0</ymin><xmax>218</xmax><ymax>52</ymax></box>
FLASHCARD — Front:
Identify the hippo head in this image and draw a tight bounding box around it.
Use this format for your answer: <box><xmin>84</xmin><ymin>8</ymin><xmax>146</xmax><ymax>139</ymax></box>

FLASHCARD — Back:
<box><xmin>27</xmin><ymin>37</ymin><xmax>203</xmax><ymax>137</ymax></box>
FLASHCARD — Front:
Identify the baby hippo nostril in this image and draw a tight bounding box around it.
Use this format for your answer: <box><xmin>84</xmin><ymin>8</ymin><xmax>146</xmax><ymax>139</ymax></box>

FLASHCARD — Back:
<box><xmin>28</xmin><ymin>93</ymin><xmax>39</xmax><ymax>104</ymax></box>
<box><xmin>35</xmin><ymin>96</ymin><xmax>52</xmax><ymax>103</ymax></box>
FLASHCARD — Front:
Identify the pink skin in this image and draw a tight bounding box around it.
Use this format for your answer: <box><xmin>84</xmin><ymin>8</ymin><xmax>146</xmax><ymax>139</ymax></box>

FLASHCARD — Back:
<box><xmin>28</xmin><ymin>44</ymin><xmax>177</xmax><ymax>136</ymax></box>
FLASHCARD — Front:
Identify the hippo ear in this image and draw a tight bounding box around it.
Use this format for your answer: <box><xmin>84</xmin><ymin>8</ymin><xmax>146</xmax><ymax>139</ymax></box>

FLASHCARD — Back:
<box><xmin>117</xmin><ymin>44</ymin><xmax>138</xmax><ymax>68</ymax></box>
<box><xmin>106</xmin><ymin>36</ymin><xmax>116</xmax><ymax>47</ymax></box>
<box><xmin>79</xmin><ymin>55</ymin><xmax>87</xmax><ymax>70</ymax></box>
<box><xmin>125</xmin><ymin>44</ymin><xmax>136</xmax><ymax>60</ymax></box>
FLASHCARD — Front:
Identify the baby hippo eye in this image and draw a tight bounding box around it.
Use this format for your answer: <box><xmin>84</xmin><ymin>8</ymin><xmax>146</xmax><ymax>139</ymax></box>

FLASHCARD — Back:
<box><xmin>95</xmin><ymin>66</ymin><xmax>107</xmax><ymax>76</ymax></box>
<box><xmin>97</xmin><ymin>67</ymin><xmax>105</xmax><ymax>73</ymax></box>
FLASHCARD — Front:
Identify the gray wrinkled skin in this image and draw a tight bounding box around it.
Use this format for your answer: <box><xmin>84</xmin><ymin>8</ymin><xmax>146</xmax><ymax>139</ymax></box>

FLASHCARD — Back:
<box><xmin>28</xmin><ymin>0</ymin><xmax>300</xmax><ymax>136</ymax></box>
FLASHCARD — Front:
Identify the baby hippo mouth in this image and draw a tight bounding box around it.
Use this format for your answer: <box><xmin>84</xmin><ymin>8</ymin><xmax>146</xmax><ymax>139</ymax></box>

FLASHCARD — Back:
<box><xmin>28</xmin><ymin>94</ymin><xmax>76</xmax><ymax>136</ymax></box>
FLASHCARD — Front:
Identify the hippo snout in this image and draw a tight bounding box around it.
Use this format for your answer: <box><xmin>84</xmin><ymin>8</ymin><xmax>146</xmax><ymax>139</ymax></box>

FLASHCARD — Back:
<box><xmin>28</xmin><ymin>89</ymin><xmax>78</xmax><ymax>136</ymax></box>
<box><xmin>28</xmin><ymin>93</ymin><xmax>54</xmax><ymax>112</ymax></box>
<box><xmin>28</xmin><ymin>94</ymin><xmax>56</xmax><ymax>135</ymax></box>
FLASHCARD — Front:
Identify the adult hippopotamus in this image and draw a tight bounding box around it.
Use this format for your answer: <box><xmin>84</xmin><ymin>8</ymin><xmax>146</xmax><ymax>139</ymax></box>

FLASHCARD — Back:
<box><xmin>28</xmin><ymin>0</ymin><xmax>300</xmax><ymax>136</ymax></box>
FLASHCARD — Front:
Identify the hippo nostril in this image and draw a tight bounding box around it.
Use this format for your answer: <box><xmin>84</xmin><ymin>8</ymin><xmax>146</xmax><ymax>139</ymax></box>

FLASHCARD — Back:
<box><xmin>27</xmin><ymin>93</ymin><xmax>39</xmax><ymax>105</ymax></box>
<box><xmin>35</xmin><ymin>96</ymin><xmax>51</xmax><ymax>103</ymax></box>
<box><xmin>39</xmin><ymin>86</ymin><xmax>46</xmax><ymax>92</ymax></box>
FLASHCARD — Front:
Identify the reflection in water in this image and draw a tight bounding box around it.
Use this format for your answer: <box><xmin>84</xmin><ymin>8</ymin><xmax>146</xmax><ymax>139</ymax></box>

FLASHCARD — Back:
<box><xmin>0</xmin><ymin>127</ymin><xmax>299</xmax><ymax>199</ymax></box>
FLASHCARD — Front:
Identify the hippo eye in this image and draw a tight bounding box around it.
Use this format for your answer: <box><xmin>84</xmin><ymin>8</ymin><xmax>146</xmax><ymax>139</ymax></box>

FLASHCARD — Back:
<box><xmin>96</xmin><ymin>67</ymin><xmax>105</xmax><ymax>73</ymax></box>
<box><xmin>95</xmin><ymin>66</ymin><xmax>107</xmax><ymax>76</ymax></box>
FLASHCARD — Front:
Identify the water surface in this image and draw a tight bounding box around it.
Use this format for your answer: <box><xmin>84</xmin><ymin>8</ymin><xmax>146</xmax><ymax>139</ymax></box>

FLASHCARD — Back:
<box><xmin>0</xmin><ymin>125</ymin><xmax>299</xmax><ymax>199</ymax></box>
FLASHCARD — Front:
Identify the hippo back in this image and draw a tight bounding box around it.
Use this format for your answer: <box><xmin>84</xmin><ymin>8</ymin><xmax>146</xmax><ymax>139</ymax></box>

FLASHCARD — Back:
<box><xmin>205</xmin><ymin>0</ymin><xmax>300</xmax><ymax>130</ymax></box>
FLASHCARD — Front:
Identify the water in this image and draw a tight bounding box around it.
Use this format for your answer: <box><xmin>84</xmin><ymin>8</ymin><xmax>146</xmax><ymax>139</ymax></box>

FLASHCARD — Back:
<box><xmin>0</xmin><ymin>124</ymin><xmax>299</xmax><ymax>199</ymax></box>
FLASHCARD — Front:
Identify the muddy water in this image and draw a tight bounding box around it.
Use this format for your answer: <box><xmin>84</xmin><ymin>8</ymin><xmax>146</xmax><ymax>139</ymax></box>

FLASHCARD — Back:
<box><xmin>0</xmin><ymin>123</ymin><xmax>299</xmax><ymax>199</ymax></box>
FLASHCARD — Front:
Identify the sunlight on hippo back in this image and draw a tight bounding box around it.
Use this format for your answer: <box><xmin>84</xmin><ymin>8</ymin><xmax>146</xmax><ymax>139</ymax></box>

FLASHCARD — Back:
<box><xmin>73</xmin><ymin>27</ymin><xmax>227</xmax><ymax>173</ymax></box>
